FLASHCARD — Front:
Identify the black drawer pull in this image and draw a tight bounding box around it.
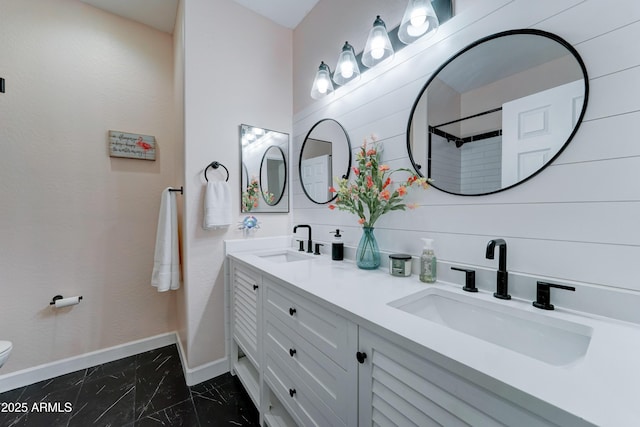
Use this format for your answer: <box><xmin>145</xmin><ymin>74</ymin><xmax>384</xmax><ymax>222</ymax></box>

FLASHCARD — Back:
<box><xmin>289</xmin><ymin>348</ymin><xmax>296</xmax><ymax>357</ymax></box>
<box><xmin>252</xmin><ymin>284</ymin><xmax>259</xmax><ymax>290</ymax></box>
<box><xmin>289</xmin><ymin>388</ymin><xmax>296</xmax><ymax>397</ymax></box>
<box><xmin>356</xmin><ymin>351</ymin><xmax>367</xmax><ymax>364</ymax></box>
<box><xmin>289</xmin><ymin>307</ymin><xmax>297</xmax><ymax>316</ymax></box>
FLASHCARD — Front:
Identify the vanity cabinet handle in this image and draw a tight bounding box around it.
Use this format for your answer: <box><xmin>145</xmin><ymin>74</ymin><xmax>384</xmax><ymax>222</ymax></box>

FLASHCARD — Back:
<box><xmin>289</xmin><ymin>388</ymin><xmax>296</xmax><ymax>397</ymax></box>
<box><xmin>289</xmin><ymin>348</ymin><xmax>296</xmax><ymax>357</ymax></box>
<box><xmin>289</xmin><ymin>307</ymin><xmax>297</xmax><ymax>316</ymax></box>
<box><xmin>252</xmin><ymin>284</ymin><xmax>259</xmax><ymax>291</ymax></box>
<box><xmin>356</xmin><ymin>351</ymin><xmax>367</xmax><ymax>364</ymax></box>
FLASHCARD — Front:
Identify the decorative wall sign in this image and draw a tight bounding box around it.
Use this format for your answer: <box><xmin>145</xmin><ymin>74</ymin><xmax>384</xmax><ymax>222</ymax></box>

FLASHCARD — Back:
<box><xmin>109</xmin><ymin>130</ymin><xmax>156</xmax><ymax>160</ymax></box>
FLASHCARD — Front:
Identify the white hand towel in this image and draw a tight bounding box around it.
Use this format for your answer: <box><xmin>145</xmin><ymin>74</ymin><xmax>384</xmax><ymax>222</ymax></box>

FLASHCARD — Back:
<box><xmin>151</xmin><ymin>188</ymin><xmax>181</xmax><ymax>292</ymax></box>
<box><xmin>203</xmin><ymin>181</ymin><xmax>232</xmax><ymax>230</ymax></box>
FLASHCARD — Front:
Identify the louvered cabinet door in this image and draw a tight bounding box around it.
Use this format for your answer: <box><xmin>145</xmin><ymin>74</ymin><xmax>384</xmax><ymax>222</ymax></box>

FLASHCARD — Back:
<box><xmin>357</xmin><ymin>328</ymin><xmax>558</xmax><ymax>427</ymax></box>
<box><xmin>231</xmin><ymin>262</ymin><xmax>261</xmax><ymax>368</ymax></box>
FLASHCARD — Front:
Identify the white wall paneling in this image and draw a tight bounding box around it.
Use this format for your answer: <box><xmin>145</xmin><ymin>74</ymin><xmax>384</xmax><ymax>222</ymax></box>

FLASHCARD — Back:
<box><xmin>292</xmin><ymin>0</ymin><xmax>640</xmax><ymax>301</ymax></box>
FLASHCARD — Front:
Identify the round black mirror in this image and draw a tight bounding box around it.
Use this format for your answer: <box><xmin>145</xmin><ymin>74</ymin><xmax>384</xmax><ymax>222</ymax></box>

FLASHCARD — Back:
<box><xmin>407</xmin><ymin>29</ymin><xmax>589</xmax><ymax>196</ymax></box>
<box><xmin>259</xmin><ymin>145</ymin><xmax>287</xmax><ymax>206</ymax></box>
<box><xmin>299</xmin><ymin>119</ymin><xmax>352</xmax><ymax>204</ymax></box>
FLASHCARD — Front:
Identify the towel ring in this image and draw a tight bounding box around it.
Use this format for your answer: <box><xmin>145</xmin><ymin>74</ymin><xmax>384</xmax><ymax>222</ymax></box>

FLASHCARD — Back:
<box><xmin>204</xmin><ymin>161</ymin><xmax>229</xmax><ymax>182</ymax></box>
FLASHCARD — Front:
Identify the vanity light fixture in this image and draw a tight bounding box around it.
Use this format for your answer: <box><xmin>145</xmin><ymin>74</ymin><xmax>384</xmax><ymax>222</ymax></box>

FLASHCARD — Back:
<box><xmin>333</xmin><ymin>41</ymin><xmax>361</xmax><ymax>86</ymax></box>
<box><xmin>308</xmin><ymin>1</ymin><xmax>451</xmax><ymax>100</ymax></box>
<box><xmin>398</xmin><ymin>0</ymin><xmax>439</xmax><ymax>45</ymax></box>
<box><xmin>310</xmin><ymin>61</ymin><xmax>335</xmax><ymax>99</ymax></box>
<box><xmin>362</xmin><ymin>15</ymin><xmax>394</xmax><ymax>68</ymax></box>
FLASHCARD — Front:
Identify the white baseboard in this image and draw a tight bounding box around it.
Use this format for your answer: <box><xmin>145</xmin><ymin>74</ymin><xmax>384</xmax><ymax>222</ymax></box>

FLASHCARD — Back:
<box><xmin>0</xmin><ymin>332</ymin><xmax>228</xmax><ymax>393</ymax></box>
<box><xmin>174</xmin><ymin>335</ymin><xmax>229</xmax><ymax>386</ymax></box>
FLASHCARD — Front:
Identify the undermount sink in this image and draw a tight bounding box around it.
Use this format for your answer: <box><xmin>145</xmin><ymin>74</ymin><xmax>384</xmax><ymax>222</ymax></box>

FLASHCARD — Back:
<box><xmin>388</xmin><ymin>288</ymin><xmax>592</xmax><ymax>366</ymax></box>
<box><xmin>257</xmin><ymin>250</ymin><xmax>314</xmax><ymax>263</ymax></box>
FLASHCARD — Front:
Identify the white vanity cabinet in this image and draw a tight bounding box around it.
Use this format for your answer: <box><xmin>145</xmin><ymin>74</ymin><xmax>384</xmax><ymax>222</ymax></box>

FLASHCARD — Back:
<box><xmin>229</xmin><ymin>260</ymin><xmax>262</xmax><ymax>404</ymax></box>
<box><xmin>262</xmin><ymin>277</ymin><xmax>358</xmax><ymax>427</ymax></box>
<box><xmin>227</xmin><ymin>251</ymin><xmax>594</xmax><ymax>426</ymax></box>
<box><xmin>357</xmin><ymin>328</ymin><xmax>583</xmax><ymax>427</ymax></box>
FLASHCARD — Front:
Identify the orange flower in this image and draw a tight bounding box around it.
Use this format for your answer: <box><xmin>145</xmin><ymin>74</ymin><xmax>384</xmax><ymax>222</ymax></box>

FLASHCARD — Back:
<box><xmin>327</xmin><ymin>134</ymin><xmax>429</xmax><ymax>227</ymax></box>
<box><xmin>407</xmin><ymin>203</ymin><xmax>419</xmax><ymax>210</ymax></box>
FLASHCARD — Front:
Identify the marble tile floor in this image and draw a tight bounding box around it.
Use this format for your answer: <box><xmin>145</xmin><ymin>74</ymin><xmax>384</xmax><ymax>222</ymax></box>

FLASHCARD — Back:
<box><xmin>0</xmin><ymin>345</ymin><xmax>259</xmax><ymax>427</ymax></box>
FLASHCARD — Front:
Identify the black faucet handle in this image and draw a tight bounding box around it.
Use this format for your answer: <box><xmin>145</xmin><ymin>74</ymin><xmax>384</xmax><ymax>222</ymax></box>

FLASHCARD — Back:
<box><xmin>314</xmin><ymin>243</ymin><xmax>324</xmax><ymax>255</ymax></box>
<box><xmin>451</xmin><ymin>267</ymin><xmax>477</xmax><ymax>292</ymax></box>
<box><xmin>296</xmin><ymin>240</ymin><xmax>305</xmax><ymax>252</ymax></box>
<box><xmin>533</xmin><ymin>281</ymin><xmax>575</xmax><ymax>310</ymax></box>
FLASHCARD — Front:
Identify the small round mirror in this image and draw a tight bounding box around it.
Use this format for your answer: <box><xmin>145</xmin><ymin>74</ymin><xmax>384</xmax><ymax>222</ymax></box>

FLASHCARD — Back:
<box><xmin>260</xmin><ymin>146</ymin><xmax>287</xmax><ymax>206</ymax></box>
<box><xmin>407</xmin><ymin>29</ymin><xmax>589</xmax><ymax>195</ymax></box>
<box><xmin>299</xmin><ymin>119</ymin><xmax>352</xmax><ymax>204</ymax></box>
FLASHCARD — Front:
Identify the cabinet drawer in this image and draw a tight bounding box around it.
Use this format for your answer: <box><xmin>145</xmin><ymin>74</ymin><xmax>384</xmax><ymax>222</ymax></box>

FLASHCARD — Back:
<box><xmin>264</xmin><ymin>278</ymin><xmax>349</xmax><ymax>367</ymax></box>
<box><xmin>264</xmin><ymin>350</ymin><xmax>344</xmax><ymax>427</ymax></box>
<box><xmin>264</xmin><ymin>310</ymin><xmax>352</xmax><ymax>425</ymax></box>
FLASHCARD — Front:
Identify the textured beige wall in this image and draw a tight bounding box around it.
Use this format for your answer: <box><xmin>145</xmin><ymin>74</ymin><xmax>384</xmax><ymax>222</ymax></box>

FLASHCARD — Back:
<box><xmin>0</xmin><ymin>0</ymin><xmax>178</xmax><ymax>374</ymax></box>
<box><xmin>173</xmin><ymin>0</ymin><xmax>188</xmax><ymax>358</ymax></box>
<box><xmin>182</xmin><ymin>0</ymin><xmax>292</xmax><ymax>368</ymax></box>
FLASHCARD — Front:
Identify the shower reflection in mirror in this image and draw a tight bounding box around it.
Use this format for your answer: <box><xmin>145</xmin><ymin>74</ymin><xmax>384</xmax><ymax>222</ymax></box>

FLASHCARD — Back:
<box><xmin>240</xmin><ymin>124</ymin><xmax>289</xmax><ymax>213</ymax></box>
<box><xmin>408</xmin><ymin>30</ymin><xmax>588</xmax><ymax>196</ymax></box>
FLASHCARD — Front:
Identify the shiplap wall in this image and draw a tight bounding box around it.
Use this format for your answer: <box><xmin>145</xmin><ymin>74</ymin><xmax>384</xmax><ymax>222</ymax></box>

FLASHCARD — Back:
<box><xmin>292</xmin><ymin>0</ymin><xmax>640</xmax><ymax>298</ymax></box>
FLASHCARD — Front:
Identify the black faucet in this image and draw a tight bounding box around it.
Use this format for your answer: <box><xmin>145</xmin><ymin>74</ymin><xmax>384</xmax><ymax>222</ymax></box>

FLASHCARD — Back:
<box><xmin>486</xmin><ymin>239</ymin><xmax>510</xmax><ymax>300</ymax></box>
<box><xmin>293</xmin><ymin>225</ymin><xmax>313</xmax><ymax>253</ymax></box>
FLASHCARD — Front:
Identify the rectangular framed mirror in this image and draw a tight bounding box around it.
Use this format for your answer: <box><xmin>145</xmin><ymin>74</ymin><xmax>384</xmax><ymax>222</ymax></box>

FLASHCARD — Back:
<box><xmin>240</xmin><ymin>124</ymin><xmax>289</xmax><ymax>213</ymax></box>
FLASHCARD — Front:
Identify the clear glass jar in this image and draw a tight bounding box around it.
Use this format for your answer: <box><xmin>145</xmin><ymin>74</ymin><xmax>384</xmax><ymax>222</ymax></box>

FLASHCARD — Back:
<box><xmin>389</xmin><ymin>254</ymin><xmax>412</xmax><ymax>277</ymax></box>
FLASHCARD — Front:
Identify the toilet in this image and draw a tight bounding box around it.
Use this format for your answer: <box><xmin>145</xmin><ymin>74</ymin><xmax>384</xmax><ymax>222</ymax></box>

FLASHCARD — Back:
<box><xmin>0</xmin><ymin>341</ymin><xmax>12</xmax><ymax>368</ymax></box>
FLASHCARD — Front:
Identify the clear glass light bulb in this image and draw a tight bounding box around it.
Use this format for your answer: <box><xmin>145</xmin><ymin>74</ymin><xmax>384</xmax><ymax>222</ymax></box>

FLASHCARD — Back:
<box><xmin>371</xmin><ymin>35</ymin><xmax>386</xmax><ymax>60</ymax></box>
<box><xmin>408</xmin><ymin>20</ymin><xmax>430</xmax><ymax>37</ymax></box>
<box><xmin>316</xmin><ymin>77</ymin><xmax>329</xmax><ymax>94</ymax></box>
<box><xmin>410</xmin><ymin>7</ymin><xmax>427</xmax><ymax>27</ymax></box>
<box><xmin>340</xmin><ymin>61</ymin><xmax>354</xmax><ymax>79</ymax></box>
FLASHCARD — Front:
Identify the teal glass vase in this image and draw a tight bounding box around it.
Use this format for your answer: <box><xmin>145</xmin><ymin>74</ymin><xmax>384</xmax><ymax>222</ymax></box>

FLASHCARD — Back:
<box><xmin>356</xmin><ymin>227</ymin><xmax>380</xmax><ymax>269</ymax></box>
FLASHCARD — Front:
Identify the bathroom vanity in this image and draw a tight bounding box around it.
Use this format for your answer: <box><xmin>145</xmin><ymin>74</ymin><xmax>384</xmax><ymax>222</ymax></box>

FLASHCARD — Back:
<box><xmin>225</xmin><ymin>238</ymin><xmax>640</xmax><ymax>427</ymax></box>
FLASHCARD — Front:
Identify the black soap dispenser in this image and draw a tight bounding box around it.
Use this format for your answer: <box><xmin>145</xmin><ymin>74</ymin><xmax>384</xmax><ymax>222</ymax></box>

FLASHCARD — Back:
<box><xmin>330</xmin><ymin>229</ymin><xmax>344</xmax><ymax>261</ymax></box>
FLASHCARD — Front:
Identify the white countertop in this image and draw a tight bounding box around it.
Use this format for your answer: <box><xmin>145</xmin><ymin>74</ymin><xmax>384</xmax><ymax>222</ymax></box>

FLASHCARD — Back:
<box><xmin>227</xmin><ymin>240</ymin><xmax>640</xmax><ymax>427</ymax></box>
